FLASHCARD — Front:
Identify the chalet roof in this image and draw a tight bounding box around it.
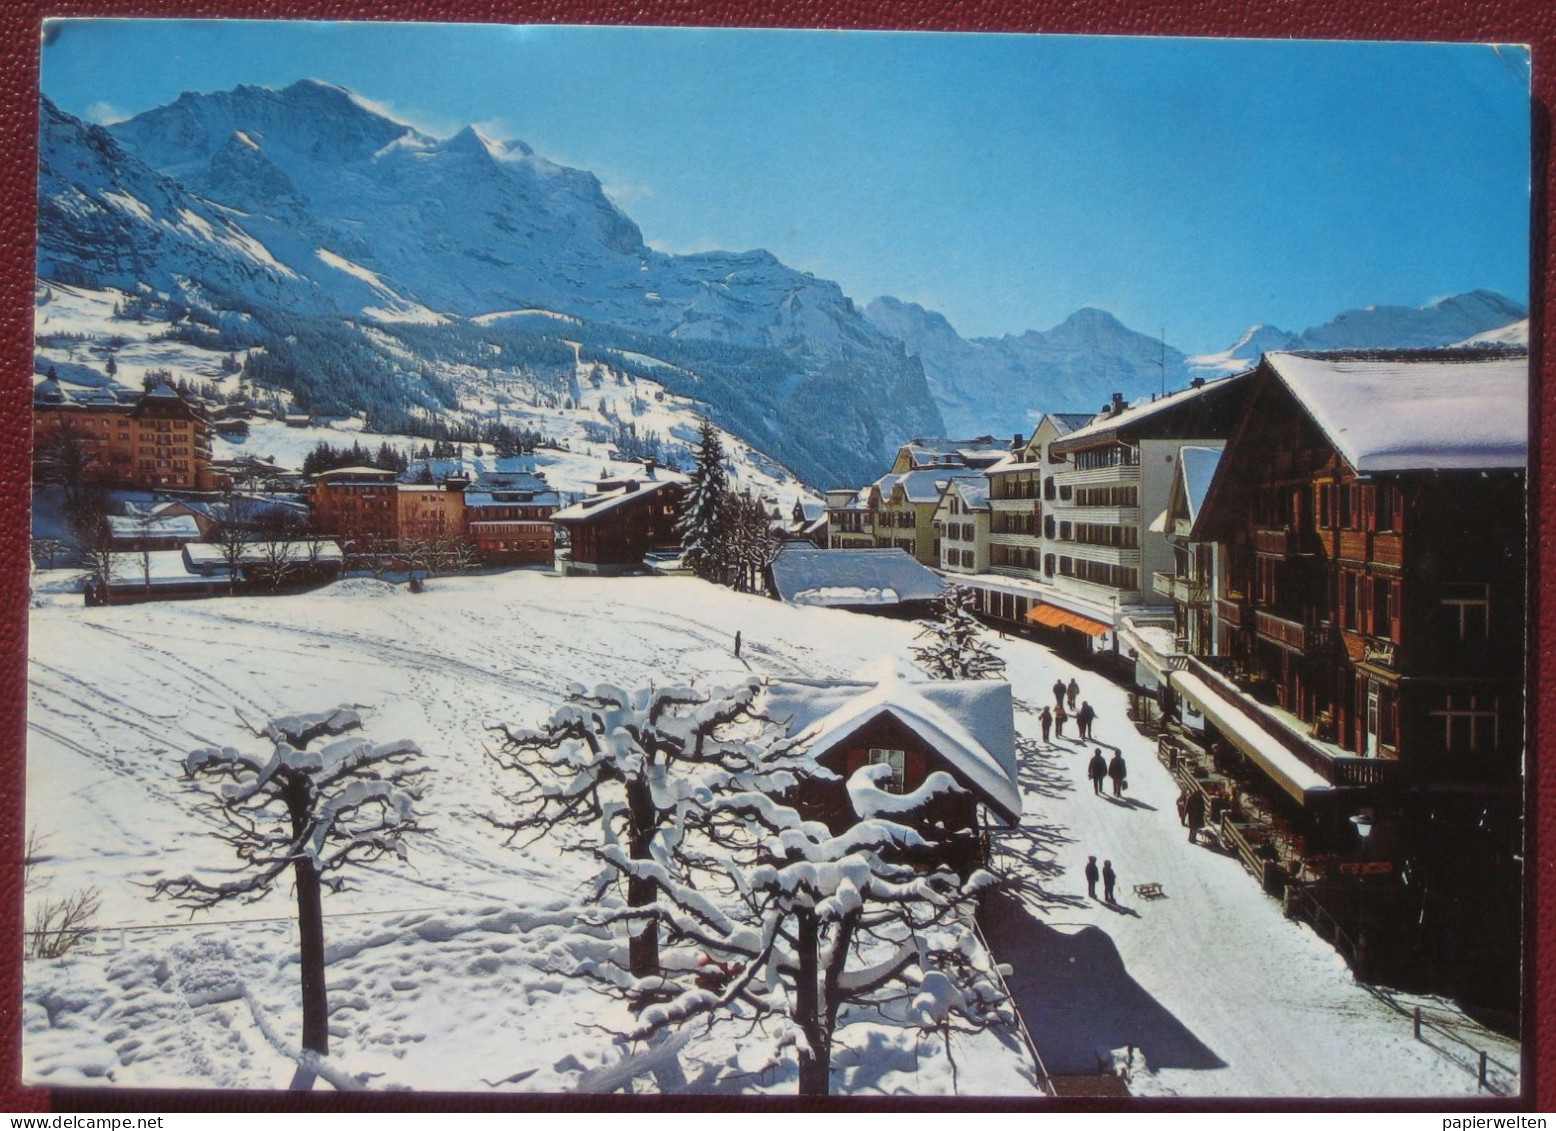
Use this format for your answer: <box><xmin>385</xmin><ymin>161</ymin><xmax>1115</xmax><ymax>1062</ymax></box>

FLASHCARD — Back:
<box><xmin>1263</xmin><ymin>350</ymin><xmax>1528</xmax><ymax>472</ymax></box>
<box><xmin>1050</xmin><ymin>412</ymin><xmax>1099</xmax><ymax>433</ymax></box>
<box><xmin>1052</xmin><ymin>372</ymin><xmax>1251</xmax><ymax>451</ymax></box>
<box><xmin>941</xmin><ymin>475</ymin><xmax>990</xmax><ymax>511</ymax></box>
<box><xmin>550</xmin><ymin>478</ymin><xmax>680</xmax><ymax>524</ymax></box>
<box><xmin>768</xmin><ymin>545</ymin><xmax>945</xmax><ymax>607</ymax></box>
<box><xmin>894</xmin><ymin>468</ymin><xmax>964</xmax><ymax>505</ymax></box>
<box><xmin>901</xmin><ymin>436</ymin><xmax>1003</xmax><ymax>468</ymax></box>
<box><xmin>764</xmin><ymin>664</ymin><xmax>1020</xmax><ymax>824</ymax></box>
<box><xmin>105</xmin><ymin>549</ymin><xmax>230</xmax><ymax>587</ymax></box>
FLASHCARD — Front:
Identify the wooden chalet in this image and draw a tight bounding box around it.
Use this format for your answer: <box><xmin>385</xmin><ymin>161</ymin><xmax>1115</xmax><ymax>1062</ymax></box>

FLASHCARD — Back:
<box><xmin>1170</xmin><ymin>348</ymin><xmax>1526</xmax><ymax>1002</ymax></box>
<box><xmin>551</xmin><ymin>476</ymin><xmax>686</xmax><ymax>575</ymax></box>
<box><xmin>765</xmin><ymin>663</ymin><xmax>1020</xmax><ymax>874</ymax></box>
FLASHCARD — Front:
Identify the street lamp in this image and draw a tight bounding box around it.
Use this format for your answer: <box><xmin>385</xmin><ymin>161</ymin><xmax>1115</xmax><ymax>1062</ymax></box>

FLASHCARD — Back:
<box><xmin>1350</xmin><ymin>812</ymin><xmax>1373</xmax><ymax>980</ymax></box>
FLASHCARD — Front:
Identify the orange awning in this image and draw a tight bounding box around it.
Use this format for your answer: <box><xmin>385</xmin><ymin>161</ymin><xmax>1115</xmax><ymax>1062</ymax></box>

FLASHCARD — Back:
<box><xmin>1026</xmin><ymin>603</ymin><xmax>1111</xmax><ymax>637</ymax></box>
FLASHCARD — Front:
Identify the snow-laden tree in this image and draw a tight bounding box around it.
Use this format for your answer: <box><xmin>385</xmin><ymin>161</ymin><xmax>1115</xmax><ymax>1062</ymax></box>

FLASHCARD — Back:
<box><xmin>720</xmin><ymin>489</ymin><xmax>783</xmax><ymax>595</ymax></box>
<box><xmin>488</xmin><ymin>678</ymin><xmax>812</xmax><ymax>978</ymax></box>
<box><xmin>913</xmin><ymin>585</ymin><xmax>1007</xmax><ymax>680</ymax></box>
<box><xmin>155</xmin><ymin>707</ymin><xmax>425</xmax><ymax>1082</ymax></box>
<box><xmin>570</xmin><ymin>764</ymin><xmax>1010</xmax><ymax>1096</ymax></box>
<box><xmin>678</xmin><ymin>417</ymin><xmax>729</xmax><ymax>582</ymax></box>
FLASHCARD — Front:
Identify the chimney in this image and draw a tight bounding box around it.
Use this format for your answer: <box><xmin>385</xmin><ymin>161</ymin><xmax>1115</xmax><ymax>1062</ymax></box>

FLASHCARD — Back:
<box><xmin>1012</xmin><ymin>433</ymin><xmax>1023</xmax><ymax>450</ymax></box>
<box><xmin>1191</xmin><ymin>377</ymin><xmax>1205</xmax><ymax>389</ymax></box>
<box><xmin>1110</xmin><ymin>392</ymin><xmax>1125</xmax><ymax>416</ymax></box>
<box><xmin>623</xmin><ymin>481</ymin><xmax>640</xmax><ymax>493</ymax></box>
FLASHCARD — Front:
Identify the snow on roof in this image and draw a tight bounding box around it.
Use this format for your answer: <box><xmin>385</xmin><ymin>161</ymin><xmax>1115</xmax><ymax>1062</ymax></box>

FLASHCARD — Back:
<box><xmin>769</xmin><ymin>546</ymin><xmax>945</xmax><ymax>607</ymax></box>
<box><xmin>1050</xmin><ymin>412</ymin><xmax>1098</xmax><ymax>434</ymax></box>
<box><xmin>106</xmin><ymin>549</ymin><xmax>230</xmax><ymax>586</ymax></box>
<box><xmin>1169</xmin><ymin>670</ymin><xmax>1332</xmax><ymax>804</ymax></box>
<box><xmin>183</xmin><ymin>540</ymin><xmax>344</xmax><ymax>566</ymax></box>
<box><xmin>1055</xmin><ymin>373</ymin><xmax>1248</xmax><ymax>449</ymax></box>
<box><xmin>1264</xmin><ymin>351</ymin><xmax>1528</xmax><ymax>472</ymax></box>
<box><xmin>550</xmin><ymin>479</ymin><xmax>679</xmax><ymax>523</ymax></box>
<box><xmin>902</xmin><ymin>437</ymin><xmax>1001</xmax><ymax>467</ymax></box>
<box><xmin>1179</xmin><ymin>446</ymin><xmax>1223</xmax><ymax>525</ymax></box>
<box><xmin>941</xmin><ymin>475</ymin><xmax>990</xmax><ymax>511</ymax></box>
<box><xmin>312</xmin><ymin>465</ymin><xmax>398</xmax><ymax>480</ymax></box>
<box><xmin>764</xmin><ymin>667</ymin><xmax>1020</xmax><ymax>823</ymax></box>
<box><xmin>105</xmin><ymin>514</ymin><xmax>202</xmax><ymax>541</ymax></box>
<box><xmin>895</xmin><ymin>469</ymin><xmax>963</xmax><ymax>505</ymax></box>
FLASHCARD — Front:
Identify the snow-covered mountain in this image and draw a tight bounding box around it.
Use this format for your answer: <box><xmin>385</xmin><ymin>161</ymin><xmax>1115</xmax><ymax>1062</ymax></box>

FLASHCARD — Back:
<box><xmin>38</xmin><ymin>84</ymin><xmax>943</xmax><ymax>488</ymax></box>
<box><xmin>866</xmin><ymin>297</ymin><xmax>1191</xmax><ymax>436</ymax></box>
<box><xmin>870</xmin><ymin>290</ymin><xmax>1527</xmax><ymax>437</ymax></box>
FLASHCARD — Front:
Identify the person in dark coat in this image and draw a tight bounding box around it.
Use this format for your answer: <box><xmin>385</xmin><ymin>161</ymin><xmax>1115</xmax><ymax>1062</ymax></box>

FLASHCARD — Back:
<box><xmin>1084</xmin><ymin>855</ymin><xmax>1099</xmax><ymax>899</ymax></box>
<box><xmin>1176</xmin><ymin>788</ymin><xmax>1189</xmax><ymax>826</ymax></box>
<box><xmin>734</xmin><ymin>631</ymin><xmax>742</xmax><ymax>658</ymax></box>
<box><xmin>1067</xmin><ymin>678</ymin><xmax>1080</xmax><ymax>711</ymax></box>
<box><xmin>1102</xmin><ymin>859</ymin><xmax>1117</xmax><ymax>903</ymax></box>
<box><xmin>1052</xmin><ymin>678</ymin><xmax>1066</xmax><ymax>709</ymax></box>
<box><xmin>1077</xmin><ymin>700</ymin><xmax>1096</xmax><ymax>739</ymax></box>
<box><xmin>1039</xmin><ymin>706</ymin><xmax>1052</xmax><ymax>744</ymax></box>
<box><xmin>1108</xmin><ymin>751</ymin><xmax>1127</xmax><ymax>797</ymax></box>
<box><xmin>1087</xmin><ymin>749</ymin><xmax>1107</xmax><ymax>795</ymax></box>
<box><xmin>1186</xmin><ymin>789</ymin><xmax>1206</xmax><ymax>843</ymax></box>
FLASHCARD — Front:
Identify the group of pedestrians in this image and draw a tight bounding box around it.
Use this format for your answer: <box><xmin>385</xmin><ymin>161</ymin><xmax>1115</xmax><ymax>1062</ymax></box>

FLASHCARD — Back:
<box><xmin>1040</xmin><ymin>676</ymin><xmax>1096</xmax><ymax>743</ymax></box>
<box><xmin>1087</xmin><ymin>748</ymin><xmax>1127</xmax><ymax>797</ymax></box>
<box><xmin>1083</xmin><ymin>854</ymin><xmax>1119</xmax><ymax>904</ymax></box>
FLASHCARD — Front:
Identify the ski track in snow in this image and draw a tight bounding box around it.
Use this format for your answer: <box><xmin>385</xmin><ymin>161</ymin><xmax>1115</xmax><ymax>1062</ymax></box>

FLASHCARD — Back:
<box><xmin>23</xmin><ymin>572</ymin><xmax>1517</xmax><ymax>1097</ymax></box>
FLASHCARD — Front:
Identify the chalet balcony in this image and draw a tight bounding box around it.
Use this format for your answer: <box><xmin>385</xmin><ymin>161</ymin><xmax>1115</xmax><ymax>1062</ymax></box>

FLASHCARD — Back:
<box><xmin>1053</xmin><ymin>463</ymin><xmax>1142</xmax><ymax>488</ymax></box>
<box><xmin>1152</xmin><ymin>571</ymin><xmax>1210</xmax><ymax>604</ymax></box>
<box><xmin>1217</xmin><ymin>594</ymin><xmax>1249</xmax><ymax>627</ymax></box>
<box><xmin>1254</xmin><ymin>526</ymin><xmax>1319</xmax><ymax>558</ymax></box>
<box><xmin>1253</xmin><ymin>609</ymin><xmax>1333</xmax><ymax>654</ymax></box>
<box><xmin>1337</xmin><ymin>529</ymin><xmax>1367</xmax><ymax>563</ymax></box>
<box><xmin>1180</xmin><ymin>657</ymin><xmax>1404</xmax><ymax>795</ymax></box>
<box><xmin>1371</xmin><ymin>531</ymin><xmax>1403</xmax><ymax>569</ymax></box>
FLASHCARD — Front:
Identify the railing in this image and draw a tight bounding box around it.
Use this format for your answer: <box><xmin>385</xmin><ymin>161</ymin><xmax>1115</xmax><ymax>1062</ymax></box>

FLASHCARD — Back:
<box><xmin>1338</xmin><ymin>529</ymin><xmax>1368</xmax><ymax>562</ymax></box>
<box><xmin>1254</xmin><ymin>609</ymin><xmax>1332</xmax><ymax>653</ymax></box>
<box><xmin>1217</xmin><ymin>595</ymin><xmax>1248</xmax><ymax>627</ymax></box>
<box><xmin>1053</xmin><ymin>464</ymin><xmax>1142</xmax><ymax>487</ymax></box>
<box><xmin>1184</xmin><ymin>657</ymin><xmax>1393</xmax><ymax>790</ymax></box>
<box><xmin>1371</xmin><ymin>531</ymin><xmax>1404</xmax><ymax>568</ymax></box>
<box><xmin>1255</xmin><ymin>527</ymin><xmax>1291</xmax><ymax>557</ymax></box>
<box><xmin>1152</xmin><ymin>572</ymin><xmax>1210</xmax><ymax>604</ymax></box>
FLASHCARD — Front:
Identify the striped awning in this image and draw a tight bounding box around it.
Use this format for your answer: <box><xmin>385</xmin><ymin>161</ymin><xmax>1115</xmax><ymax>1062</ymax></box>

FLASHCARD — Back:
<box><xmin>1026</xmin><ymin>603</ymin><xmax>1111</xmax><ymax>637</ymax></box>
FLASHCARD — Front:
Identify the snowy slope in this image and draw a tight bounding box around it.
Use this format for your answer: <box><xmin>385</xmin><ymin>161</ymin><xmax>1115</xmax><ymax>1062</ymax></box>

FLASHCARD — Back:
<box><xmin>24</xmin><ymin>575</ymin><xmax>1517</xmax><ymax>1096</ymax></box>
<box><xmin>39</xmin><ymin>87</ymin><xmax>942</xmax><ymax>488</ymax></box>
<box><xmin>33</xmin><ymin>283</ymin><xmax>817</xmax><ymax>510</ymax></box>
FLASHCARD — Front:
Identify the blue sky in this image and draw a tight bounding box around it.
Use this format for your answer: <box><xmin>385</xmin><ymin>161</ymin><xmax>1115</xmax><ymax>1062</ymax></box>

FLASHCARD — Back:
<box><xmin>40</xmin><ymin>21</ymin><xmax>1531</xmax><ymax>353</ymax></box>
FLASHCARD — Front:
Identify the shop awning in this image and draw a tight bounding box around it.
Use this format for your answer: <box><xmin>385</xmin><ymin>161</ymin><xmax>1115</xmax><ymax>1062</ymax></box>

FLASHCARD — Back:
<box><xmin>1168</xmin><ymin>671</ymin><xmax>1333</xmax><ymax>806</ymax></box>
<box><xmin>1026</xmin><ymin>604</ymin><xmax>1111</xmax><ymax>637</ymax></box>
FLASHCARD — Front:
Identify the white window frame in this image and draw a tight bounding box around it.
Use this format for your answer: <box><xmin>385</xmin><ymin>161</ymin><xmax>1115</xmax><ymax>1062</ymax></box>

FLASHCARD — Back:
<box><xmin>867</xmin><ymin>748</ymin><xmax>906</xmax><ymax>793</ymax></box>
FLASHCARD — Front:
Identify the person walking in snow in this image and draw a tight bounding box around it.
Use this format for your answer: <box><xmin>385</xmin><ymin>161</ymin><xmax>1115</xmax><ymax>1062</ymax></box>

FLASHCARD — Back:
<box><xmin>1084</xmin><ymin>855</ymin><xmax>1100</xmax><ymax>899</ymax></box>
<box><xmin>1077</xmin><ymin>700</ymin><xmax>1096</xmax><ymax>740</ymax></box>
<box><xmin>1102</xmin><ymin>859</ymin><xmax>1117</xmax><ymax>903</ymax></box>
<box><xmin>1176</xmin><ymin>787</ymin><xmax>1189</xmax><ymax>826</ymax></box>
<box><xmin>1053</xmin><ymin>678</ymin><xmax>1066</xmax><ymax>709</ymax></box>
<box><xmin>1088</xmin><ymin>749</ymin><xmax>1107</xmax><ymax>795</ymax></box>
<box><xmin>1039</xmin><ymin>706</ymin><xmax>1053</xmax><ymax>744</ymax></box>
<box><xmin>1108</xmin><ymin>751</ymin><xmax>1127</xmax><ymax>797</ymax></box>
<box><xmin>1054</xmin><ymin>703</ymin><xmax>1068</xmax><ymax>739</ymax></box>
<box><xmin>734</xmin><ymin>630</ymin><xmax>742</xmax><ymax>658</ymax></box>
<box><xmin>1067</xmin><ymin>678</ymin><xmax>1080</xmax><ymax>711</ymax></box>
<box><xmin>1186</xmin><ymin>788</ymin><xmax>1206</xmax><ymax>843</ymax></box>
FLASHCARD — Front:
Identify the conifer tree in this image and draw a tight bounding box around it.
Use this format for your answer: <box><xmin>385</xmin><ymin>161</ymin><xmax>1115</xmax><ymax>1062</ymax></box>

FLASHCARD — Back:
<box><xmin>679</xmin><ymin>417</ymin><xmax>729</xmax><ymax>582</ymax></box>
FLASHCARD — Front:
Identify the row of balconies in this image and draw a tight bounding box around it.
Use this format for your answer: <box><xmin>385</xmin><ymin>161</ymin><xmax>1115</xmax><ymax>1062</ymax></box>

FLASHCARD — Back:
<box><xmin>1052</xmin><ymin>463</ymin><xmax>1143</xmax><ymax>488</ymax></box>
<box><xmin>1256</xmin><ymin>525</ymin><xmax>1403</xmax><ymax>570</ymax></box>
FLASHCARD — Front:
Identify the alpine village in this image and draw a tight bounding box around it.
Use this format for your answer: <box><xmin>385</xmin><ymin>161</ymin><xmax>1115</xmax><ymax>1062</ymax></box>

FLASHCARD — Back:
<box><xmin>24</xmin><ymin>71</ymin><xmax>1529</xmax><ymax>1101</ymax></box>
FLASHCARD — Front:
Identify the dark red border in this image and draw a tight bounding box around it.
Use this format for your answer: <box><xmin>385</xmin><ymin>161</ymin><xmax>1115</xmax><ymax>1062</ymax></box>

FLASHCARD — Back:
<box><xmin>1</xmin><ymin>0</ymin><xmax>1548</xmax><ymax>1114</ymax></box>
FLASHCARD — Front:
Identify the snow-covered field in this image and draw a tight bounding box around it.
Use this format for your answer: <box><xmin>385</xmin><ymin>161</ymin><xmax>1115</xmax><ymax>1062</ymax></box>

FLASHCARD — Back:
<box><xmin>24</xmin><ymin>574</ymin><xmax>1518</xmax><ymax>1097</ymax></box>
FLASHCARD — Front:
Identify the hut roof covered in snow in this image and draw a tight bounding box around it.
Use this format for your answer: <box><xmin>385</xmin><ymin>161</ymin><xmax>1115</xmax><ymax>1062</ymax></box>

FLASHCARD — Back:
<box><xmin>768</xmin><ymin>546</ymin><xmax>945</xmax><ymax>609</ymax></box>
<box><xmin>764</xmin><ymin>663</ymin><xmax>1020</xmax><ymax>823</ymax></box>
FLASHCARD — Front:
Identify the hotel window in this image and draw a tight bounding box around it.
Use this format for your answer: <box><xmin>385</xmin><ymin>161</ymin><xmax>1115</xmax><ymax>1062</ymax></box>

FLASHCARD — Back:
<box><xmin>1441</xmin><ymin>582</ymin><xmax>1491</xmax><ymax>640</ymax></box>
<box><xmin>868</xmin><ymin>748</ymin><xmax>906</xmax><ymax>793</ymax></box>
<box><xmin>1430</xmin><ymin>694</ymin><xmax>1499</xmax><ymax>753</ymax></box>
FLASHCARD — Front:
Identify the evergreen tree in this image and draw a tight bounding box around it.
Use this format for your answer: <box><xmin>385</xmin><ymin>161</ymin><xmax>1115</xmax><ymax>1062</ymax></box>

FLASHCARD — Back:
<box><xmin>912</xmin><ymin>585</ymin><xmax>1007</xmax><ymax>680</ymax></box>
<box><xmin>679</xmin><ymin>417</ymin><xmax>729</xmax><ymax>582</ymax></box>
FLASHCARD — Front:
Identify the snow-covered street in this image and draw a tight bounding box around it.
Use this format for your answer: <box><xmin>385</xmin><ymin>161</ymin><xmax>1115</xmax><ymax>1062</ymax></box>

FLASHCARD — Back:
<box><xmin>23</xmin><ymin>573</ymin><xmax>1518</xmax><ymax>1096</ymax></box>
